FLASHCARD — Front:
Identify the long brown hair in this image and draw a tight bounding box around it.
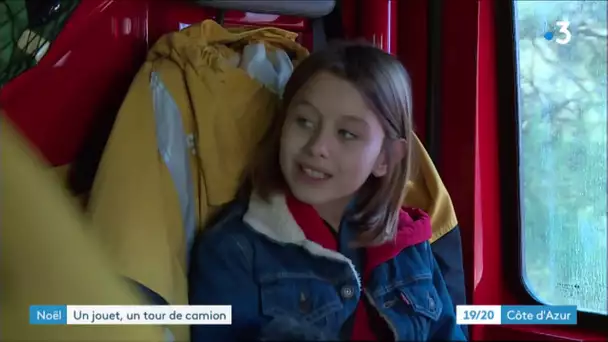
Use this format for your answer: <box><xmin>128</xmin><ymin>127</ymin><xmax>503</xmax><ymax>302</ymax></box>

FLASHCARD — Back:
<box><xmin>246</xmin><ymin>41</ymin><xmax>416</xmax><ymax>246</ymax></box>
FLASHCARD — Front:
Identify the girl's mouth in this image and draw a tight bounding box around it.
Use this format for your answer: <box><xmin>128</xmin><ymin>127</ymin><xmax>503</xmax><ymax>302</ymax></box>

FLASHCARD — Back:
<box><xmin>297</xmin><ymin>163</ymin><xmax>333</xmax><ymax>181</ymax></box>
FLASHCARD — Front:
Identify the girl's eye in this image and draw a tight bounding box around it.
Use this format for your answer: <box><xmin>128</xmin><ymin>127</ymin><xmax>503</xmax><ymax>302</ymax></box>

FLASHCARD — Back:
<box><xmin>339</xmin><ymin>129</ymin><xmax>357</xmax><ymax>140</ymax></box>
<box><xmin>296</xmin><ymin>117</ymin><xmax>314</xmax><ymax>129</ymax></box>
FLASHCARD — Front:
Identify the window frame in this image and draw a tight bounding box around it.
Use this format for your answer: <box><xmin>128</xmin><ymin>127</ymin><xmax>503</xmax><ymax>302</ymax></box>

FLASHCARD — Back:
<box><xmin>495</xmin><ymin>0</ymin><xmax>608</xmax><ymax>332</ymax></box>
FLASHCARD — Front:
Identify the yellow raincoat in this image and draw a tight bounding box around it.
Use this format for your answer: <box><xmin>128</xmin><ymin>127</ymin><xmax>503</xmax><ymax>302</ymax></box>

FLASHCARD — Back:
<box><xmin>88</xmin><ymin>20</ymin><xmax>309</xmax><ymax>342</ymax></box>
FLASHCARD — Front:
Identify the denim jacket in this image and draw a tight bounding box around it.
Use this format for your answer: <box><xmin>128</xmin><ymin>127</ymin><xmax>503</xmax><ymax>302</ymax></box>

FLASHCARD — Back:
<box><xmin>189</xmin><ymin>193</ymin><xmax>467</xmax><ymax>341</ymax></box>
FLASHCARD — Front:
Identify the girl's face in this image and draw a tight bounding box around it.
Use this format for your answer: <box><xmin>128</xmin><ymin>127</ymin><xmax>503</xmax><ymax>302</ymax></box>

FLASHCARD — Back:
<box><xmin>279</xmin><ymin>72</ymin><xmax>390</xmax><ymax>208</ymax></box>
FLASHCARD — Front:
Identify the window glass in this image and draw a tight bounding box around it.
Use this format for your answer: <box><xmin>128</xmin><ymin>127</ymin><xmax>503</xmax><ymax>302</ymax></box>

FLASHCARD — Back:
<box><xmin>514</xmin><ymin>0</ymin><xmax>607</xmax><ymax>315</ymax></box>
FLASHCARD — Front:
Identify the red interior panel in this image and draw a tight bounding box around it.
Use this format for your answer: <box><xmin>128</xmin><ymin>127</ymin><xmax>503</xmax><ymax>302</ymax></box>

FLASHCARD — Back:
<box><xmin>0</xmin><ymin>0</ymin><xmax>313</xmax><ymax>168</ymax></box>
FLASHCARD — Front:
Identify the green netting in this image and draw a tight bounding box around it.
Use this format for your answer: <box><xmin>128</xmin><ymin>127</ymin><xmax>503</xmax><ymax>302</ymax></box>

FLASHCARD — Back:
<box><xmin>0</xmin><ymin>0</ymin><xmax>80</xmax><ymax>88</ymax></box>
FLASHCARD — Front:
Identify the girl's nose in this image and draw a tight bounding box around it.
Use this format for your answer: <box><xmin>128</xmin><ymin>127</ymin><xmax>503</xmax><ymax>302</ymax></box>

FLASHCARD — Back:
<box><xmin>305</xmin><ymin>130</ymin><xmax>330</xmax><ymax>159</ymax></box>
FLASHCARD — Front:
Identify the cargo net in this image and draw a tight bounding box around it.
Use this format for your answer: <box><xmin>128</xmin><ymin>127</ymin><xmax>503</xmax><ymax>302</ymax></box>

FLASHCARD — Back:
<box><xmin>0</xmin><ymin>0</ymin><xmax>79</xmax><ymax>88</ymax></box>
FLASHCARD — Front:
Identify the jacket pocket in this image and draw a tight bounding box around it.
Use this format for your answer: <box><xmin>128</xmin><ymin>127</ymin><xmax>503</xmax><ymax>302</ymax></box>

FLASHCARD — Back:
<box><xmin>398</xmin><ymin>280</ymin><xmax>444</xmax><ymax>321</ymax></box>
<box><xmin>259</xmin><ymin>276</ymin><xmax>344</xmax><ymax>326</ymax></box>
<box><xmin>380</xmin><ymin>278</ymin><xmax>444</xmax><ymax>340</ymax></box>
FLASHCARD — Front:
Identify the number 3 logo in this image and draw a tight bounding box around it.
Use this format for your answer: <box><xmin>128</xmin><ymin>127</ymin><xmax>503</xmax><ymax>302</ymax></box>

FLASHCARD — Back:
<box><xmin>556</xmin><ymin>21</ymin><xmax>572</xmax><ymax>45</ymax></box>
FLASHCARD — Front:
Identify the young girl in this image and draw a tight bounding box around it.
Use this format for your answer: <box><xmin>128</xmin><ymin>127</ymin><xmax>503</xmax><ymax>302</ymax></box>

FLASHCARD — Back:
<box><xmin>189</xmin><ymin>42</ymin><xmax>466</xmax><ymax>341</ymax></box>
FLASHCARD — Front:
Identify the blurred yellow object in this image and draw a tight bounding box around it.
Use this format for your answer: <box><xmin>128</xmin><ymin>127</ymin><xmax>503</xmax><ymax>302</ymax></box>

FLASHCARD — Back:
<box><xmin>0</xmin><ymin>114</ymin><xmax>166</xmax><ymax>341</ymax></box>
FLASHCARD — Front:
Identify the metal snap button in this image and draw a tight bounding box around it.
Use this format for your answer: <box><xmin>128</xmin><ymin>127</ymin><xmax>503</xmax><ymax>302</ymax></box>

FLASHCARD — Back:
<box><xmin>383</xmin><ymin>298</ymin><xmax>398</xmax><ymax>308</ymax></box>
<box><xmin>428</xmin><ymin>293</ymin><xmax>436</xmax><ymax>312</ymax></box>
<box><xmin>340</xmin><ymin>285</ymin><xmax>355</xmax><ymax>299</ymax></box>
<box><xmin>299</xmin><ymin>292</ymin><xmax>312</xmax><ymax>313</ymax></box>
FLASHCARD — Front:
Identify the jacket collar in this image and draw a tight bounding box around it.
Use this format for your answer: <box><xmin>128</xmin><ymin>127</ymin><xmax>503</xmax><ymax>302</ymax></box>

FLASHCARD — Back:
<box><xmin>243</xmin><ymin>192</ymin><xmax>432</xmax><ymax>284</ymax></box>
<box><xmin>243</xmin><ymin>192</ymin><xmax>352</xmax><ymax>262</ymax></box>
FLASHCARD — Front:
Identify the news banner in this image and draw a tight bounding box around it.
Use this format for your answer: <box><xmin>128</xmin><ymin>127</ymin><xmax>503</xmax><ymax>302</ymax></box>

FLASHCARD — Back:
<box><xmin>29</xmin><ymin>305</ymin><xmax>577</xmax><ymax>326</ymax></box>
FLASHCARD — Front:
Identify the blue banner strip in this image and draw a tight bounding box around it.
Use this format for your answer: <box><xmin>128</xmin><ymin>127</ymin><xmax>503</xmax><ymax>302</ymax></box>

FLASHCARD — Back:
<box><xmin>501</xmin><ymin>305</ymin><xmax>577</xmax><ymax>325</ymax></box>
<box><xmin>29</xmin><ymin>305</ymin><xmax>68</xmax><ymax>325</ymax></box>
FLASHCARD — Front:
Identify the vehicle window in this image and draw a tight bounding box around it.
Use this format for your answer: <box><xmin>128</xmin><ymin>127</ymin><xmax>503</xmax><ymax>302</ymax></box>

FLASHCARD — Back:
<box><xmin>0</xmin><ymin>0</ymin><xmax>80</xmax><ymax>86</ymax></box>
<box><xmin>514</xmin><ymin>0</ymin><xmax>607</xmax><ymax>315</ymax></box>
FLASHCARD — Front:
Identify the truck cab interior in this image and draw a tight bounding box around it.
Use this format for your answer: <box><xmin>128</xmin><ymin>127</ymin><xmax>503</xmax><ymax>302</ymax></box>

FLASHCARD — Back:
<box><xmin>1</xmin><ymin>0</ymin><xmax>606</xmax><ymax>341</ymax></box>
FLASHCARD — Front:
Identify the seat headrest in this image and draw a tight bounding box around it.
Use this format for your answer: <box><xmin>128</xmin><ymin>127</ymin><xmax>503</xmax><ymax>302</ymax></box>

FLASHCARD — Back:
<box><xmin>196</xmin><ymin>0</ymin><xmax>335</xmax><ymax>18</ymax></box>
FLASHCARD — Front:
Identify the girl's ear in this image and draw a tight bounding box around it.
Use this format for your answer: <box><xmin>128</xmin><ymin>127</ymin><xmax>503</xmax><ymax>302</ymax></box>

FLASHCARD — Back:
<box><xmin>372</xmin><ymin>138</ymin><xmax>408</xmax><ymax>177</ymax></box>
